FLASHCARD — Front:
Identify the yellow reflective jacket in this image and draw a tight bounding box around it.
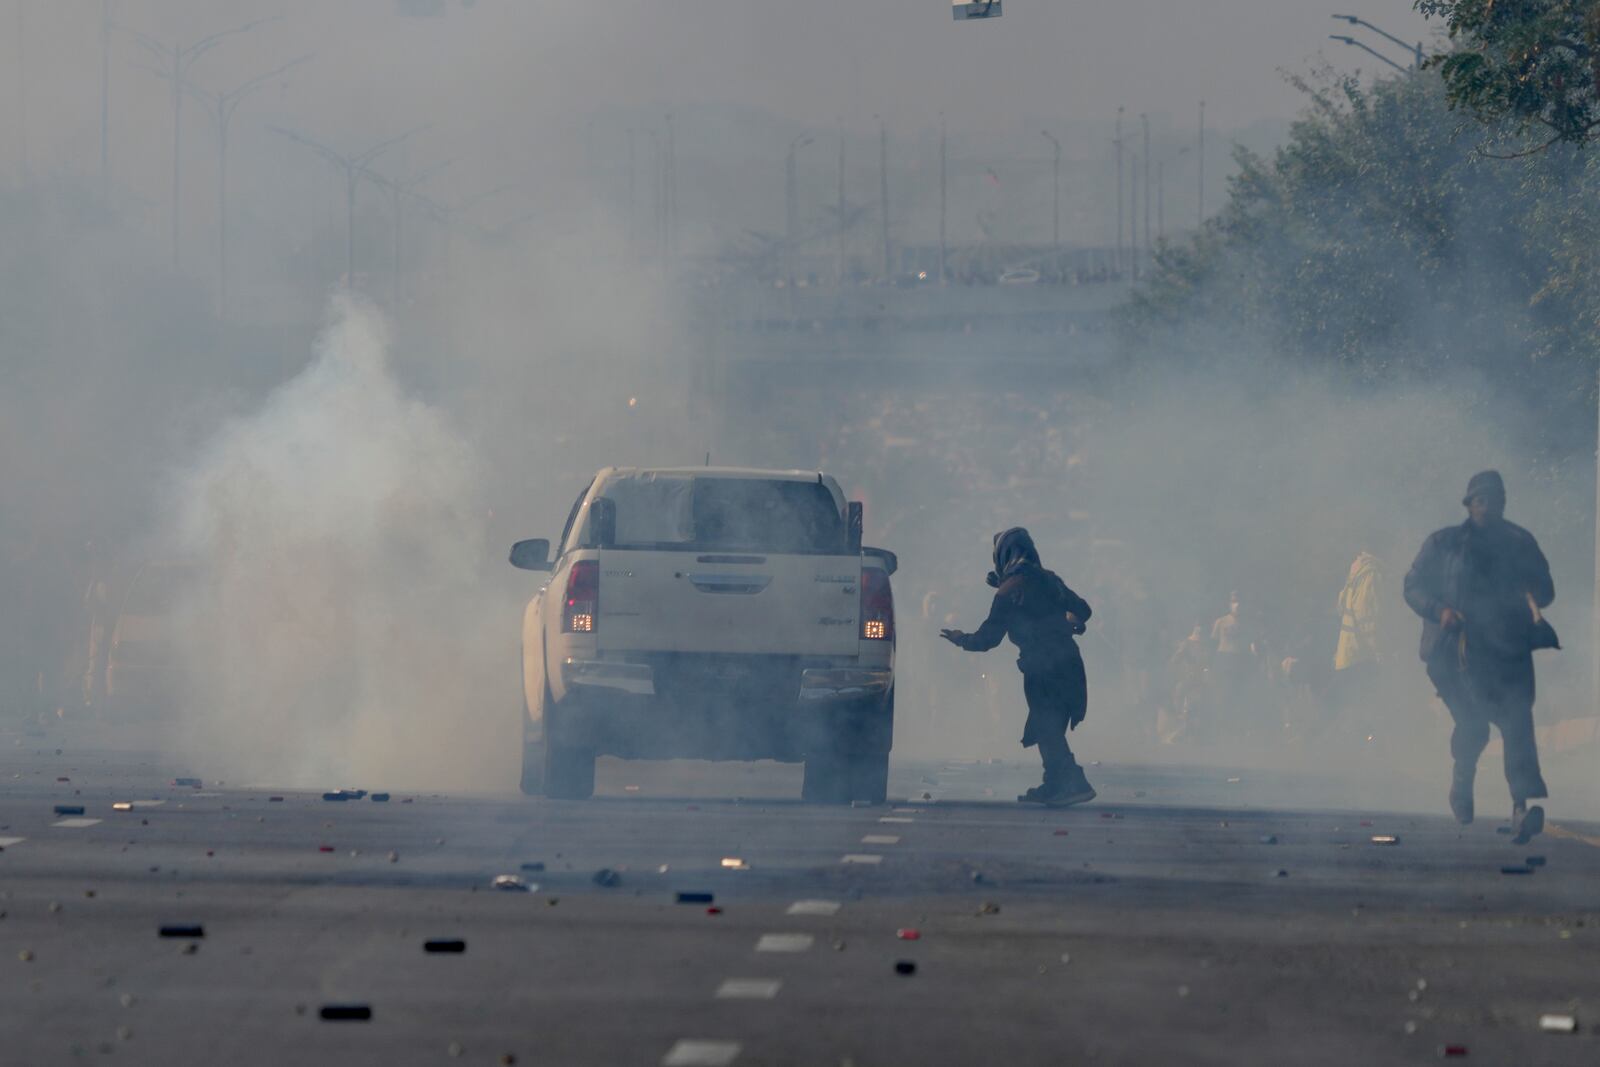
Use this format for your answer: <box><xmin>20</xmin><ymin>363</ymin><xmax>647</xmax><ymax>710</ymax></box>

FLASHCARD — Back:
<box><xmin>1335</xmin><ymin>552</ymin><xmax>1382</xmax><ymax>671</ymax></box>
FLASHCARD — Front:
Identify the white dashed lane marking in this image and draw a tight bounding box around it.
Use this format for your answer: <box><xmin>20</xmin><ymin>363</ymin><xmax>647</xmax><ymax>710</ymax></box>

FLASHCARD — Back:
<box><xmin>786</xmin><ymin>899</ymin><xmax>840</xmax><ymax>916</ymax></box>
<box><xmin>860</xmin><ymin>834</ymin><xmax>900</xmax><ymax>845</ymax></box>
<box><xmin>755</xmin><ymin>933</ymin><xmax>814</xmax><ymax>953</ymax></box>
<box><xmin>0</xmin><ymin>836</ymin><xmax>24</xmax><ymax>847</ymax></box>
<box><xmin>840</xmin><ymin>853</ymin><xmax>882</xmax><ymax>865</ymax></box>
<box><xmin>878</xmin><ymin>817</ymin><xmax>914</xmax><ymax>824</ymax></box>
<box><xmin>662</xmin><ymin>1039</ymin><xmax>742</xmax><ymax>1066</ymax></box>
<box><xmin>52</xmin><ymin>818</ymin><xmax>101</xmax><ymax>828</ymax></box>
<box><xmin>715</xmin><ymin>978</ymin><xmax>782</xmax><ymax>1000</ymax></box>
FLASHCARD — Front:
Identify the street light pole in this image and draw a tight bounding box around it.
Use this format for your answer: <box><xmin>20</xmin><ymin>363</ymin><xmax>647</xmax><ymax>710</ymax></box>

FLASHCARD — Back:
<box><xmin>785</xmin><ymin>134</ymin><xmax>812</xmax><ymax>292</ymax></box>
<box><xmin>121</xmin><ymin>16</ymin><xmax>279</xmax><ymax>269</ymax></box>
<box><xmin>1141</xmin><ymin>113</ymin><xmax>1152</xmax><ymax>263</ymax></box>
<box><xmin>876</xmin><ymin>115</ymin><xmax>891</xmax><ymax>279</ymax></box>
<box><xmin>1114</xmin><ymin>106</ymin><xmax>1125</xmax><ymax>276</ymax></box>
<box><xmin>1041</xmin><ymin>129</ymin><xmax>1061</xmax><ymax>251</ymax></box>
<box><xmin>939</xmin><ymin>114</ymin><xmax>948</xmax><ymax>284</ymax></box>
<box><xmin>268</xmin><ymin>124</ymin><xmax>425</xmax><ymax>287</ymax></box>
<box><xmin>1329</xmin><ymin>34</ymin><xmax>1409</xmax><ymax>73</ymax></box>
<box><xmin>1331</xmin><ymin>15</ymin><xmax>1423</xmax><ymax>68</ymax></box>
<box><xmin>186</xmin><ymin>55</ymin><xmax>310</xmax><ymax>318</ymax></box>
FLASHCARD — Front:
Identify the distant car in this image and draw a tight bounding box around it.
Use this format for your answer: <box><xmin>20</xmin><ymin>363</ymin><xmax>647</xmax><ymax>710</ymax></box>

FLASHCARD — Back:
<box><xmin>104</xmin><ymin>562</ymin><xmax>200</xmax><ymax>714</ymax></box>
<box><xmin>510</xmin><ymin>467</ymin><xmax>897</xmax><ymax>802</ymax></box>
<box><xmin>997</xmin><ymin>268</ymin><xmax>1040</xmax><ymax>285</ymax></box>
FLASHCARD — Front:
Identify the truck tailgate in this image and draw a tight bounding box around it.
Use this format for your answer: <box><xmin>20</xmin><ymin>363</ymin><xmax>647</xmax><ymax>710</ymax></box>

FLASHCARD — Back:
<box><xmin>596</xmin><ymin>550</ymin><xmax>861</xmax><ymax>657</ymax></box>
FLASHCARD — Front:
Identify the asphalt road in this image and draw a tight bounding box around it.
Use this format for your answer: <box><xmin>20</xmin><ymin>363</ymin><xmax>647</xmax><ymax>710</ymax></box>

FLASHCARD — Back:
<box><xmin>1</xmin><ymin>739</ymin><xmax>1596</xmax><ymax>1066</ymax></box>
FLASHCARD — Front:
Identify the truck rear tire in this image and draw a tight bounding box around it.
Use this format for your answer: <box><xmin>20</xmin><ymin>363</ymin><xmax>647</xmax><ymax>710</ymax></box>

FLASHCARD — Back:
<box><xmin>519</xmin><ymin>739</ymin><xmax>545</xmax><ymax>796</ymax></box>
<box><xmin>847</xmin><ymin>751</ymin><xmax>889</xmax><ymax>805</ymax></box>
<box><xmin>543</xmin><ymin>738</ymin><xmax>596</xmax><ymax>799</ymax></box>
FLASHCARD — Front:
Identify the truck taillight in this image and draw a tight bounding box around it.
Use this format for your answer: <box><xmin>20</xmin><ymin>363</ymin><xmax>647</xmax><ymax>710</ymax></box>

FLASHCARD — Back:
<box><xmin>563</xmin><ymin>560</ymin><xmax>599</xmax><ymax>634</ymax></box>
<box><xmin>861</xmin><ymin>568</ymin><xmax>894</xmax><ymax>641</ymax></box>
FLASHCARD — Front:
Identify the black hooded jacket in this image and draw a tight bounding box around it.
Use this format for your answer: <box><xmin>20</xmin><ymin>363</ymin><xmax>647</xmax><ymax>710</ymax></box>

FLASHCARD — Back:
<box><xmin>1403</xmin><ymin>517</ymin><xmax>1553</xmax><ymax>663</ymax></box>
<box><xmin>954</xmin><ymin>528</ymin><xmax>1092</xmax><ymax>676</ymax></box>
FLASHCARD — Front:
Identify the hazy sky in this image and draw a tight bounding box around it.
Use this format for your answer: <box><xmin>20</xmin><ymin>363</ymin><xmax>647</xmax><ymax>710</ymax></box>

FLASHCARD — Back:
<box><xmin>8</xmin><ymin>1</ymin><xmax>1437</xmax><ymax>185</ymax></box>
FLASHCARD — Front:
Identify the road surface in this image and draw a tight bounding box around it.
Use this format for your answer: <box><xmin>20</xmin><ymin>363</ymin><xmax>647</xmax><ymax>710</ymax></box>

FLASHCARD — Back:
<box><xmin>0</xmin><ymin>740</ymin><xmax>1595</xmax><ymax>1065</ymax></box>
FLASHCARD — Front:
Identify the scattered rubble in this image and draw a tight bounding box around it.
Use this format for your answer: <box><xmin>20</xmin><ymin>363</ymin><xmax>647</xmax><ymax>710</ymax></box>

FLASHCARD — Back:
<box><xmin>319</xmin><ymin>1005</ymin><xmax>372</xmax><ymax>1021</ymax></box>
<box><xmin>423</xmin><ymin>939</ymin><xmax>466</xmax><ymax>954</ymax></box>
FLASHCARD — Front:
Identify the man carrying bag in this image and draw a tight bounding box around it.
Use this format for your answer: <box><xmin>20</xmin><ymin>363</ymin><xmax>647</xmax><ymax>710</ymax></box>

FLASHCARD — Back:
<box><xmin>1403</xmin><ymin>471</ymin><xmax>1556</xmax><ymax>842</ymax></box>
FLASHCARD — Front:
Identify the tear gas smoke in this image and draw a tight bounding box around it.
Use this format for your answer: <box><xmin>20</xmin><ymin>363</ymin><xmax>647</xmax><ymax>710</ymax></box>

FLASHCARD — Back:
<box><xmin>166</xmin><ymin>296</ymin><xmax>516</xmax><ymax>789</ymax></box>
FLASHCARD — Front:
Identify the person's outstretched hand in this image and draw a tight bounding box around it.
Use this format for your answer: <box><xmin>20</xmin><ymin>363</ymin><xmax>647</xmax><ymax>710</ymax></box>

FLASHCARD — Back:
<box><xmin>939</xmin><ymin>628</ymin><xmax>965</xmax><ymax>646</ymax></box>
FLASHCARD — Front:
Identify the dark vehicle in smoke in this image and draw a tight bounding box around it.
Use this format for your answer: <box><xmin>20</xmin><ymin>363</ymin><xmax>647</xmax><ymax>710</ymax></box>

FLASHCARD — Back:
<box><xmin>103</xmin><ymin>561</ymin><xmax>200</xmax><ymax>715</ymax></box>
<box><xmin>510</xmin><ymin>467</ymin><xmax>897</xmax><ymax>802</ymax></box>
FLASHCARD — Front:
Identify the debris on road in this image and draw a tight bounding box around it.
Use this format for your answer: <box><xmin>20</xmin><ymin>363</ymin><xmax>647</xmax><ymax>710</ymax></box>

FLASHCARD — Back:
<box><xmin>1052</xmin><ymin>829</ymin><xmax>1069</xmax><ymax>836</ymax></box>
<box><xmin>423</xmin><ymin>939</ymin><xmax>466</xmax><ymax>954</ymax></box>
<box><xmin>1500</xmin><ymin>865</ymin><xmax>1535</xmax><ymax>876</ymax></box>
<box><xmin>319</xmin><ymin>1005</ymin><xmax>372</xmax><ymax>1021</ymax></box>
<box><xmin>1370</xmin><ymin>835</ymin><xmax>1400</xmax><ymax>846</ymax></box>
<box><xmin>977</xmin><ymin>902</ymin><xmax>1000</xmax><ymax>916</ymax></box>
<box><xmin>492</xmin><ymin>875</ymin><xmax>530</xmax><ymax>892</ymax></box>
<box><xmin>52</xmin><ymin>805</ymin><xmax>85</xmax><ymax>816</ymax></box>
<box><xmin>268</xmin><ymin>796</ymin><xmax>284</xmax><ymax>802</ymax></box>
<box><xmin>1539</xmin><ymin>1014</ymin><xmax>1577</xmax><ymax>1033</ymax></box>
<box><xmin>1526</xmin><ymin>856</ymin><xmax>1547</xmax><ymax>867</ymax></box>
<box><xmin>370</xmin><ymin>793</ymin><xmax>390</xmax><ymax>802</ymax></box>
<box><xmin>1260</xmin><ymin>835</ymin><xmax>1278</xmax><ymax>845</ymax></box>
<box><xmin>720</xmin><ymin>857</ymin><xmax>749</xmax><ymax>870</ymax></box>
<box><xmin>896</xmin><ymin>928</ymin><xmax>921</xmax><ymax>940</ymax></box>
<box><xmin>17</xmin><ymin>949</ymin><xmax>32</xmax><ymax>962</ymax></box>
<box><xmin>111</xmin><ymin>802</ymin><xmax>133</xmax><ymax>812</ymax></box>
<box><xmin>1441</xmin><ymin>1044</ymin><xmax>1468</xmax><ymax>1057</ymax></box>
<box><xmin>159</xmin><ymin>925</ymin><xmax>204</xmax><ymax>939</ymax></box>
<box><xmin>676</xmin><ymin>892</ymin><xmax>714</xmax><ymax>904</ymax></box>
<box><xmin>519</xmin><ymin>862</ymin><xmax>546</xmax><ymax>872</ymax></box>
<box><xmin>1272</xmin><ymin>869</ymin><xmax>1289</xmax><ymax>878</ymax></box>
<box><xmin>317</xmin><ymin>846</ymin><xmax>334</xmax><ymax>853</ymax></box>
<box><xmin>592</xmin><ymin>868</ymin><xmax>621</xmax><ymax>888</ymax></box>
<box><xmin>894</xmin><ymin>961</ymin><xmax>917</xmax><ymax>975</ymax></box>
<box><xmin>1226</xmin><ymin>777</ymin><xmax>1242</xmax><ymax>784</ymax></box>
<box><xmin>172</xmin><ymin>778</ymin><xmax>201</xmax><ymax>788</ymax></box>
<box><xmin>322</xmin><ymin>789</ymin><xmax>367</xmax><ymax>802</ymax></box>
<box><xmin>706</xmin><ymin>906</ymin><xmax>723</xmax><ymax>915</ymax></box>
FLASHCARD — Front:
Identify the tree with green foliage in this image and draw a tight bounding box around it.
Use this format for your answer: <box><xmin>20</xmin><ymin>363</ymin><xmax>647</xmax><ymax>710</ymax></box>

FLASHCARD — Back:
<box><xmin>1416</xmin><ymin>0</ymin><xmax>1600</xmax><ymax>150</ymax></box>
<box><xmin>1122</xmin><ymin>65</ymin><xmax>1599</xmax><ymax>451</ymax></box>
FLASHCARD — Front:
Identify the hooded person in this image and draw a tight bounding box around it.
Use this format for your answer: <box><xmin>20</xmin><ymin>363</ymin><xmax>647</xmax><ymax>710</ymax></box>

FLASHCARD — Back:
<box><xmin>940</xmin><ymin>527</ymin><xmax>1096</xmax><ymax>806</ymax></box>
<box><xmin>1403</xmin><ymin>470</ymin><xmax>1555</xmax><ymax>842</ymax></box>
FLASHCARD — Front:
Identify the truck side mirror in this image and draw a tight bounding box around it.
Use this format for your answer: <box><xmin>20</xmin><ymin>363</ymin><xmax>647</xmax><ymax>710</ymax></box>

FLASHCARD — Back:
<box><xmin>590</xmin><ymin>497</ymin><xmax>617</xmax><ymax>549</ymax></box>
<box><xmin>846</xmin><ymin>501</ymin><xmax>864</xmax><ymax>553</ymax></box>
<box><xmin>509</xmin><ymin>538</ymin><xmax>552</xmax><ymax>571</ymax></box>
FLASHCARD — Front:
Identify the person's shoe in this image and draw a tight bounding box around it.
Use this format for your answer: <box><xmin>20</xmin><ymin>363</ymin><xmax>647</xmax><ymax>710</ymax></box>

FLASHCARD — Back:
<box><xmin>1040</xmin><ymin>783</ymin><xmax>1097</xmax><ymax>808</ymax></box>
<box><xmin>1512</xmin><ymin>803</ymin><xmax>1545</xmax><ymax>845</ymax></box>
<box><xmin>1448</xmin><ymin>773</ymin><xmax>1474</xmax><ymax>825</ymax></box>
<box><xmin>1017</xmin><ymin>785</ymin><xmax>1047</xmax><ymax>804</ymax></box>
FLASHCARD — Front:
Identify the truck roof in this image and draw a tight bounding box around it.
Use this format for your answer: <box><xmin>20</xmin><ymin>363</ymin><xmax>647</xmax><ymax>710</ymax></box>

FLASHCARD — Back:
<box><xmin>602</xmin><ymin>466</ymin><xmax>830</xmax><ymax>482</ymax></box>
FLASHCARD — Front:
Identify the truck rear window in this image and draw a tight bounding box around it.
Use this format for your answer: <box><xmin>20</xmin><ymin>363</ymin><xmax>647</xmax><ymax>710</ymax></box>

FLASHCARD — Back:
<box><xmin>599</xmin><ymin>476</ymin><xmax>846</xmax><ymax>554</ymax></box>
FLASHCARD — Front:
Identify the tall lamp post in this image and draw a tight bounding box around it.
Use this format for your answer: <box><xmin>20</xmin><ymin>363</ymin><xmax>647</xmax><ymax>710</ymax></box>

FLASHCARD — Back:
<box><xmin>1331</xmin><ymin>14</ymin><xmax>1423</xmax><ymax>68</ymax></box>
<box><xmin>785</xmin><ymin>134</ymin><xmax>813</xmax><ymax>291</ymax></box>
<box><xmin>1041</xmin><ymin>129</ymin><xmax>1061</xmax><ymax>252</ymax></box>
<box><xmin>184</xmin><ymin>55</ymin><xmax>311</xmax><ymax>318</ymax></box>
<box><xmin>267</xmin><ymin>124</ymin><xmax>425</xmax><ymax>287</ymax></box>
<box><xmin>120</xmin><ymin>15</ymin><xmax>280</xmax><ymax>269</ymax></box>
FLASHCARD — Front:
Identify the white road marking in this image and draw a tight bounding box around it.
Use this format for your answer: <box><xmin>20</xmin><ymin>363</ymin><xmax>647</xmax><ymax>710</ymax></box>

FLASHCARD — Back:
<box><xmin>861</xmin><ymin>834</ymin><xmax>900</xmax><ymax>845</ymax></box>
<box><xmin>52</xmin><ymin>818</ymin><xmax>101</xmax><ymax>828</ymax></box>
<box><xmin>715</xmin><ymin>978</ymin><xmax>782</xmax><ymax>1000</ymax></box>
<box><xmin>0</xmin><ymin>836</ymin><xmax>24</xmax><ymax>847</ymax></box>
<box><xmin>755</xmin><ymin>933</ymin><xmax>814</xmax><ymax>953</ymax></box>
<box><xmin>840</xmin><ymin>853</ymin><xmax>882</xmax><ymax>865</ymax></box>
<box><xmin>786</xmin><ymin>899</ymin><xmax>840</xmax><ymax>916</ymax></box>
<box><xmin>662</xmin><ymin>1039</ymin><xmax>742</xmax><ymax>1067</ymax></box>
<box><xmin>879</xmin><ymin>816</ymin><xmax>914</xmax><ymax>824</ymax></box>
<box><xmin>892</xmin><ymin>808</ymin><xmax>922</xmax><ymax>813</ymax></box>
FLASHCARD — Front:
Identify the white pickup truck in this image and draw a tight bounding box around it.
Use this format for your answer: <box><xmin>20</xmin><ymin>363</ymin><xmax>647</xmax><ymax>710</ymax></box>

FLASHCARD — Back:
<box><xmin>510</xmin><ymin>467</ymin><xmax>897</xmax><ymax>803</ymax></box>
